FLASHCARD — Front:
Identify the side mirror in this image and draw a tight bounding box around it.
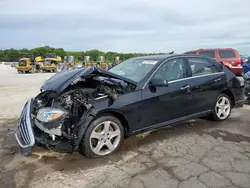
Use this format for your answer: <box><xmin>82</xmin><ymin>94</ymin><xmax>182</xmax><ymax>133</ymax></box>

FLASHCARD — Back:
<box><xmin>149</xmin><ymin>78</ymin><xmax>168</xmax><ymax>87</ymax></box>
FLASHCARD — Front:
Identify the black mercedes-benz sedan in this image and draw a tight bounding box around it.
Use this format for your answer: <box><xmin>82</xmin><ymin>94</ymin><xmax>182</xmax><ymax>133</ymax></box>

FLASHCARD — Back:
<box><xmin>15</xmin><ymin>54</ymin><xmax>244</xmax><ymax>158</ymax></box>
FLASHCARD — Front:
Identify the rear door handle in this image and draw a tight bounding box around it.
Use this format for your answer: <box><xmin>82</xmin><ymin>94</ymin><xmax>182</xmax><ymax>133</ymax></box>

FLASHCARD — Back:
<box><xmin>214</xmin><ymin>77</ymin><xmax>221</xmax><ymax>82</ymax></box>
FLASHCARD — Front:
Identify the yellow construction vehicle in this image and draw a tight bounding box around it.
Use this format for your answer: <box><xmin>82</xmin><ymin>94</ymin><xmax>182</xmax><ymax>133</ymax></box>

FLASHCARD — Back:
<box><xmin>16</xmin><ymin>54</ymin><xmax>36</xmax><ymax>74</ymax></box>
<box><xmin>40</xmin><ymin>53</ymin><xmax>62</xmax><ymax>72</ymax></box>
<box><xmin>112</xmin><ymin>56</ymin><xmax>120</xmax><ymax>67</ymax></box>
<box><xmin>64</xmin><ymin>56</ymin><xmax>75</xmax><ymax>69</ymax></box>
<box><xmin>97</xmin><ymin>56</ymin><xmax>106</xmax><ymax>69</ymax></box>
<box><xmin>34</xmin><ymin>56</ymin><xmax>44</xmax><ymax>72</ymax></box>
<box><xmin>83</xmin><ymin>56</ymin><xmax>91</xmax><ymax>67</ymax></box>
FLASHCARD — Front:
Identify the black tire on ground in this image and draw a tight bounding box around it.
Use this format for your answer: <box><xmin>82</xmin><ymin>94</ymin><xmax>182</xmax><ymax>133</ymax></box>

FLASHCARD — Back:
<box><xmin>208</xmin><ymin>93</ymin><xmax>232</xmax><ymax>121</ymax></box>
<box><xmin>79</xmin><ymin>115</ymin><xmax>124</xmax><ymax>158</ymax></box>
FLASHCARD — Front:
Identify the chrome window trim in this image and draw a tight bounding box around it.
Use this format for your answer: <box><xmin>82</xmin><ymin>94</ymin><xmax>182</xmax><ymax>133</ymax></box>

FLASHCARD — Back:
<box><xmin>167</xmin><ymin>72</ymin><xmax>224</xmax><ymax>84</ymax></box>
<box><xmin>142</xmin><ymin>56</ymin><xmax>224</xmax><ymax>89</ymax></box>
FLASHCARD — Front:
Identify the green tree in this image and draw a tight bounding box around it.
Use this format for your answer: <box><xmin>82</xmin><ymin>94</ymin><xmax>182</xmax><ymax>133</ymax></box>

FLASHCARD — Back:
<box><xmin>0</xmin><ymin>46</ymin><xmax>167</xmax><ymax>62</ymax></box>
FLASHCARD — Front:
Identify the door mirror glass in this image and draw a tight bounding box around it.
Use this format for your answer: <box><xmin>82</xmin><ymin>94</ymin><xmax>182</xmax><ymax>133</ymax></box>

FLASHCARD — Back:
<box><xmin>149</xmin><ymin>78</ymin><xmax>168</xmax><ymax>87</ymax></box>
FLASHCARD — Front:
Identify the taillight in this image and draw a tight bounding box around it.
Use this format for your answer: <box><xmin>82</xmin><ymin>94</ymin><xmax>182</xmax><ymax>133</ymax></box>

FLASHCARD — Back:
<box><xmin>232</xmin><ymin>59</ymin><xmax>242</xmax><ymax>66</ymax></box>
<box><xmin>236</xmin><ymin>59</ymin><xmax>242</xmax><ymax>65</ymax></box>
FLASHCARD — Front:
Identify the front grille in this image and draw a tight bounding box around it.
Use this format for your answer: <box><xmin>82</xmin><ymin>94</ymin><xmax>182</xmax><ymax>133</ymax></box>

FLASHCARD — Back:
<box><xmin>15</xmin><ymin>99</ymin><xmax>35</xmax><ymax>148</ymax></box>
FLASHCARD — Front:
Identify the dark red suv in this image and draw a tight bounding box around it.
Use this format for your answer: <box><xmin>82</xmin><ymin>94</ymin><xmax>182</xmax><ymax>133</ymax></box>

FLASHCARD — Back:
<box><xmin>184</xmin><ymin>48</ymin><xmax>242</xmax><ymax>75</ymax></box>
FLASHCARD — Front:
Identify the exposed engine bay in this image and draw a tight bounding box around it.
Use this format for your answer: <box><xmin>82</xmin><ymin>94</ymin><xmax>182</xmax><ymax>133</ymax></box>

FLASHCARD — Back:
<box><xmin>31</xmin><ymin>74</ymin><xmax>135</xmax><ymax>152</ymax></box>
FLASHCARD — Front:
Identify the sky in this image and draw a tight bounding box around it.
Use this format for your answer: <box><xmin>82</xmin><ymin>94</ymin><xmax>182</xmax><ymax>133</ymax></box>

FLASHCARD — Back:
<box><xmin>1</xmin><ymin>0</ymin><xmax>250</xmax><ymax>54</ymax></box>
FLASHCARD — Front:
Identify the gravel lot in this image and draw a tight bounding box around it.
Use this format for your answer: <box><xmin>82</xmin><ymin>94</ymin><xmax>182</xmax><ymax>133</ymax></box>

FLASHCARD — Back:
<box><xmin>0</xmin><ymin>64</ymin><xmax>250</xmax><ymax>188</ymax></box>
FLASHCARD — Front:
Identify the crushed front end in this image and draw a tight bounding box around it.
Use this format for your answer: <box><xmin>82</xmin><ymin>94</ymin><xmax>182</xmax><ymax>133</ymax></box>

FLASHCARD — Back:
<box><xmin>15</xmin><ymin>89</ymin><xmax>97</xmax><ymax>155</ymax></box>
<box><xmin>15</xmin><ymin>69</ymin><xmax>136</xmax><ymax>155</ymax></box>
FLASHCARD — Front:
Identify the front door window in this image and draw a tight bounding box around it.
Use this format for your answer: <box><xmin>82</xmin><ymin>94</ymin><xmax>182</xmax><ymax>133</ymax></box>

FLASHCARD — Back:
<box><xmin>153</xmin><ymin>58</ymin><xmax>188</xmax><ymax>81</ymax></box>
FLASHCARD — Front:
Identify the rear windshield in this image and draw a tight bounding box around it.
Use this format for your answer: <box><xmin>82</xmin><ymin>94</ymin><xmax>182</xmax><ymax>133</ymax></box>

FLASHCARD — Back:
<box><xmin>199</xmin><ymin>51</ymin><xmax>215</xmax><ymax>58</ymax></box>
<box><xmin>218</xmin><ymin>50</ymin><xmax>236</xmax><ymax>58</ymax></box>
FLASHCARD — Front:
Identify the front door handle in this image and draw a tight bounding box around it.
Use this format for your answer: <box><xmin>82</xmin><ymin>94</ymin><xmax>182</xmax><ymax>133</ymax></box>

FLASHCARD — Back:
<box><xmin>181</xmin><ymin>85</ymin><xmax>190</xmax><ymax>91</ymax></box>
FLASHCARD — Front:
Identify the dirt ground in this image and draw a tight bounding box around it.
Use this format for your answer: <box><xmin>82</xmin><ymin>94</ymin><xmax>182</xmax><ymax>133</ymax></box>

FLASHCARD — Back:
<box><xmin>1</xmin><ymin>64</ymin><xmax>250</xmax><ymax>188</ymax></box>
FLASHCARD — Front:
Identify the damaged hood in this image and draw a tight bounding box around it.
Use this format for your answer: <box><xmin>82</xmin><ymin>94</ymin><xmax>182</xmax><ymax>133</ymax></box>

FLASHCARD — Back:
<box><xmin>40</xmin><ymin>67</ymin><xmax>136</xmax><ymax>93</ymax></box>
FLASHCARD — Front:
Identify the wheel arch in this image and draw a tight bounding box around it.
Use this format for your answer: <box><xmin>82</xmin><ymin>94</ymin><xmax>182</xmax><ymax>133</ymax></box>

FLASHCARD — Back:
<box><xmin>221</xmin><ymin>89</ymin><xmax>235</xmax><ymax>106</ymax></box>
<box><xmin>96</xmin><ymin>109</ymin><xmax>130</xmax><ymax>137</ymax></box>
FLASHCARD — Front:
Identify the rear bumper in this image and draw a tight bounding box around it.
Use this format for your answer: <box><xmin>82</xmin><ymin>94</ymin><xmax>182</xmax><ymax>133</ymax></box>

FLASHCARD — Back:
<box><xmin>230</xmin><ymin>66</ymin><xmax>243</xmax><ymax>74</ymax></box>
<box><xmin>232</xmin><ymin>83</ymin><xmax>245</xmax><ymax>107</ymax></box>
<box><xmin>235</xmin><ymin>99</ymin><xmax>244</xmax><ymax>107</ymax></box>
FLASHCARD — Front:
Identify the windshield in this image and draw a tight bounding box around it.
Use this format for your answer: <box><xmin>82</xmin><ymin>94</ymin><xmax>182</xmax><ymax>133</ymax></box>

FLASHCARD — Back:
<box><xmin>18</xmin><ymin>60</ymin><xmax>27</xmax><ymax>66</ymax></box>
<box><xmin>108</xmin><ymin>58</ymin><xmax>159</xmax><ymax>82</ymax></box>
<box><xmin>44</xmin><ymin>60</ymin><xmax>52</xmax><ymax>65</ymax></box>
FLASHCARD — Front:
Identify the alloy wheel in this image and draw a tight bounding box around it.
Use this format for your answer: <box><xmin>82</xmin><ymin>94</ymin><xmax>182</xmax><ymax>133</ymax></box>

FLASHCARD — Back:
<box><xmin>215</xmin><ymin>96</ymin><xmax>231</xmax><ymax>120</ymax></box>
<box><xmin>89</xmin><ymin>120</ymin><xmax>121</xmax><ymax>156</ymax></box>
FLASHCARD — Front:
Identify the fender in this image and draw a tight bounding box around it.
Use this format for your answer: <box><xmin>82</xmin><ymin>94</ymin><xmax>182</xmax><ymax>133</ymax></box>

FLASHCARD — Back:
<box><xmin>74</xmin><ymin>107</ymin><xmax>97</xmax><ymax>151</ymax></box>
<box><xmin>95</xmin><ymin>108</ymin><xmax>131</xmax><ymax>137</ymax></box>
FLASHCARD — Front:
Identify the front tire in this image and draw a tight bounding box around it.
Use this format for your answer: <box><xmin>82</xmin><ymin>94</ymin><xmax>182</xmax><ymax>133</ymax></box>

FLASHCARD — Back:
<box><xmin>210</xmin><ymin>94</ymin><xmax>232</xmax><ymax>121</ymax></box>
<box><xmin>79</xmin><ymin>115</ymin><xmax>124</xmax><ymax>158</ymax></box>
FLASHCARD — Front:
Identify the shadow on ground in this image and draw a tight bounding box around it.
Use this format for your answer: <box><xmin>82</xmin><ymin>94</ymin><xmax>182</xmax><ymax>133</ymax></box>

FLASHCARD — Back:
<box><xmin>0</xmin><ymin>108</ymin><xmax>249</xmax><ymax>188</ymax></box>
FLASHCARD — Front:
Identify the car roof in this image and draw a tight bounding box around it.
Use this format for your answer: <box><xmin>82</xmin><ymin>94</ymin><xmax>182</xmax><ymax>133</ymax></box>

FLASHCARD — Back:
<box><xmin>131</xmin><ymin>54</ymin><xmax>173</xmax><ymax>61</ymax></box>
<box><xmin>130</xmin><ymin>54</ymin><xmax>210</xmax><ymax>61</ymax></box>
<box><xmin>186</xmin><ymin>48</ymin><xmax>237</xmax><ymax>51</ymax></box>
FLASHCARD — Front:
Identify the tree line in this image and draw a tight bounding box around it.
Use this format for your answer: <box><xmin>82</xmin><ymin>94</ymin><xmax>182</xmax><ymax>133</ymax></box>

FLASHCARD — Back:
<box><xmin>0</xmin><ymin>46</ymin><xmax>167</xmax><ymax>62</ymax></box>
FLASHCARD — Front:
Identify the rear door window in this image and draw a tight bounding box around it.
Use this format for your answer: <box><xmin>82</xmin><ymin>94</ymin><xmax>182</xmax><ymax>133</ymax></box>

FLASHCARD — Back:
<box><xmin>187</xmin><ymin>57</ymin><xmax>221</xmax><ymax>76</ymax></box>
<box><xmin>218</xmin><ymin>50</ymin><xmax>236</xmax><ymax>58</ymax></box>
<box><xmin>199</xmin><ymin>50</ymin><xmax>215</xmax><ymax>58</ymax></box>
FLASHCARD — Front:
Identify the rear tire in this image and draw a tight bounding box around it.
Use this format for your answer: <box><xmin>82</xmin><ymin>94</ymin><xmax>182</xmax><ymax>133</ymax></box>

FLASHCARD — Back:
<box><xmin>79</xmin><ymin>115</ymin><xmax>124</xmax><ymax>158</ymax></box>
<box><xmin>209</xmin><ymin>94</ymin><xmax>232</xmax><ymax>121</ymax></box>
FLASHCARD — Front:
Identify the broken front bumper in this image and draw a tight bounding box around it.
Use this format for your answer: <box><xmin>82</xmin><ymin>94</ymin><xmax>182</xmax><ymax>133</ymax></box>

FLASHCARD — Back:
<box><xmin>15</xmin><ymin>98</ymin><xmax>35</xmax><ymax>155</ymax></box>
<box><xmin>15</xmin><ymin>98</ymin><xmax>75</xmax><ymax>154</ymax></box>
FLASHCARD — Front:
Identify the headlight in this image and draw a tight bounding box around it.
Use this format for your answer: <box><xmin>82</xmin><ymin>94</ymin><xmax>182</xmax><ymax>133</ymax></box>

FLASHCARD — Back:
<box><xmin>37</xmin><ymin>108</ymin><xmax>65</xmax><ymax>123</ymax></box>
